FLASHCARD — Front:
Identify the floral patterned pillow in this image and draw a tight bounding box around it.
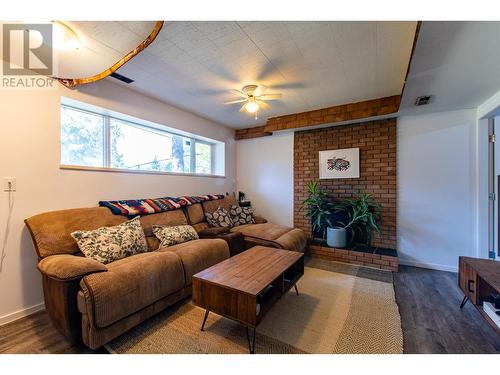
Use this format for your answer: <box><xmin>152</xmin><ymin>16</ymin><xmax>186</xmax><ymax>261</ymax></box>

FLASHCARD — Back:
<box><xmin>229</xmin><ymin>205</ymin><xmax>255</xmax><ymax>226</ymax></box>
<box><xmin>205</xmin><ymin>207</ymin><xmax>234</xmax><ymax>228</ymax></box>
<box><xmin>152</xmin><ymin>225</ymin><xmax>199</xmax><ymax>249</ymax></box>
<box><xmin>71</xmin><ymin>216</ymin><xmax>148</xmax><ymax>264</ymax></box>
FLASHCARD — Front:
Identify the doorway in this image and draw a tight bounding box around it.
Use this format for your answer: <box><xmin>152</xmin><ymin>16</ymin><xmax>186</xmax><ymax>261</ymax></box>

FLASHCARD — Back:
<box><xmin>491</xmin><ymin>117</ymin><xmax>500</xmax><ymax>259</ymax></box>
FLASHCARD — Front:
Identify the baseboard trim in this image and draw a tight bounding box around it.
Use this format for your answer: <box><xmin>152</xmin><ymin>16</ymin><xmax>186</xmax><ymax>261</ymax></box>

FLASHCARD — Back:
<box><xmin>0</xmin><ymin>303</ymin><xmax>45</xmax><ymax>326</ymax></box>
<box><xmin>399</xmin><ymin>259</ymin><xmax>458</xmax><ymax>273</ymax></box>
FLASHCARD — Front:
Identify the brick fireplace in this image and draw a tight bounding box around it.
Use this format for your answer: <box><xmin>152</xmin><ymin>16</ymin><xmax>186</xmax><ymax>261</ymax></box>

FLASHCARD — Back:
<box><xmin>294</xmin><ymin>118</ymin><xmax>397</xmax><ymax>270</ymax></box>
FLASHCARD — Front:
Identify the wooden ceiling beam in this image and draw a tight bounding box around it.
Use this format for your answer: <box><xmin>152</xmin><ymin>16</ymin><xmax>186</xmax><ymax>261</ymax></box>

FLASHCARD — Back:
<box><xmin>263</xmin><ymin>95</ymin><xmax>400</xmax><ymax>133</ymax></box>
<box><xmin>234</xmin><ymin>125</ymin><xmax>272</xmax><ymax>140</ymax></box>
<box><xmin>234</xmin><ymin>95</ymin><xmax>400</xmax><ymax>140</ymax></box>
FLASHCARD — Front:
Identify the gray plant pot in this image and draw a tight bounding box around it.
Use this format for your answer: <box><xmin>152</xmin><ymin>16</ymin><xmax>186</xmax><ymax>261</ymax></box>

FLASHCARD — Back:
<box><xmin>326</xmin><ymin>227</ymin><xmax>347</xmax><ymax>248</ymax></box>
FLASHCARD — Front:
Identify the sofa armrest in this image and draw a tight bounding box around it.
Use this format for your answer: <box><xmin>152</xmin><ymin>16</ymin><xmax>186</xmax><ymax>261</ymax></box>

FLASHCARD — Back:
<box><xmin>253</xmin><ymin>215</ymin><xmax>267</xmax><ymax>224</ymax></box>
<box><xmin>198</xmin><ymin>227</ymin><xmax>230</xmax><ymax>238</ymax></box>
<box><xmin>38</xmin><ymin>254</ymin><xmax>107</xmax><ymax>281</ymax></box>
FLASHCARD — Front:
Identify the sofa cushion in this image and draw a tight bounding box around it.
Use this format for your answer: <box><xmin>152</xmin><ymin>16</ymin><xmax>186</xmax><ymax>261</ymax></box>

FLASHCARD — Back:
<box><xmin>202</xmin><ymin>195</ymin><xmax>238</xmax><ymax>214</ymax></box>
<box><xmin>229</xmin><ymin>205</ymin><xmax>255</xmax><ymax>226</ymax></box>
<box><xmin>38</xmin><ymin>254</ymin><xmax>107</xmax><ymax>281</ymax></box>
<box><xmin>197</xmin><ymin>226</ymin><xmax>229</xmax><ymax>238</ymax></box>
<box><xmin>230</xmin><ymin>223</ymin><xmax>292</xmax><ymax>241</ymax></box>
<box><xmin>152</xmin><ymin>225</ymin><xmax>199</xmax><ymax>249</ymax></box>
<box><xmin>185</xmin><ymin>203</ymin><xmax>205</xmax><ymax>225</ymax></box>
<box><xmin>145</xmin><ymin>236</ymin><xmax>160</xmax><ymax>251</ymax></box>
<box><xmin>79</xmin><ymin>251</ymin><xmax>185</xmax><ymax>328</ymax></box>
<box><xmin>139</xmin><ymin>209</ymin><xmax>188</xmax><ymax>237</ymax></box>
<box><xmin>159</xmin><ymin>239</ymin><xmax>229</xmax><ymax>284</ymax></box>
<box><xmin>253</xmin><ymin>215</ymin><xmax>268</xmax><ymax>224</ymax></box>
<box><xmin>230</xmin><ymin>223</ymin><xmax>307</xmax><ymax>253</ymax></box>
<box><xmin>205</xmin><ymin>207</ymin><xmax>234</xmax><ymax>228</ymax></box>
<box><xmin>71</xmin><ymin>217</ymin><xmax>148</xmax><ymax>264</ymax></box>
<box><xmin>192</xmin><ymin>222</ymin><xmax>210</xmax><ymax>232</ymax></box>
<box><xmin>272</xmin><ymin>228</ymin><xmax>307</xmax><ymax>253</ymax></box>
<box><xmin>25</xmin><ymin>207</ymin><xmax>127</xmax><ymax>259</ymax></box>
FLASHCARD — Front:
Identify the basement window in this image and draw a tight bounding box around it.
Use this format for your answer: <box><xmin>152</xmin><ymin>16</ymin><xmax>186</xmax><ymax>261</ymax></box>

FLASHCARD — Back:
<box><xmin>60</xmin><ymin>100</ymin><xmax>223</xmax><ymax>176</ymax></box>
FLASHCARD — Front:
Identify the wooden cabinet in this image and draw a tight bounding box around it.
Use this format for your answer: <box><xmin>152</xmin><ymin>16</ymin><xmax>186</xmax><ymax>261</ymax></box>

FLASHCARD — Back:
<box><xmin>458</xmin><ymin>256</ymin><xmax>500</xmax><ymax>333</ymax></box>
<box><xmin>459</xmin><ymin>258</ymin><xmax>478</xmax><ymax>304</ymax></box>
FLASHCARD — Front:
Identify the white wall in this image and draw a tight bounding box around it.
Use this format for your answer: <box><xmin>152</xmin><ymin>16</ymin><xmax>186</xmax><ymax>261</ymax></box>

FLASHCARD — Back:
<box><xmin>236</xmin><ymin>132</ymin><xmax>294</xmax><ymax>227</ymax></box>
<box><xmin>0</xmin><ymin>79</ymin><xmax>236</xmax><ymax>323</ymax></box>
<box><xmin>398</xmin><ymin>109</ymin><xmax>479</xmax><ymax>272</ymax></box>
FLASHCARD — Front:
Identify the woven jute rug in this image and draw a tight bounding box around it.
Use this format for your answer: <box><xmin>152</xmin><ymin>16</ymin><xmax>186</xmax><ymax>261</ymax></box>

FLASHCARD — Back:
<box><xmin>106</xmin><ymin>259</ymin><xmax>403</xmax><ymax>354</ymax></box>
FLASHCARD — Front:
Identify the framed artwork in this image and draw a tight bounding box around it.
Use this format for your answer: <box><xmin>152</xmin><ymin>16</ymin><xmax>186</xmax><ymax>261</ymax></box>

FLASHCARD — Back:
<box><xmin>319</xmin><ymin>148</ymin><xmax>360</xmax><ymax>179</ymax></box>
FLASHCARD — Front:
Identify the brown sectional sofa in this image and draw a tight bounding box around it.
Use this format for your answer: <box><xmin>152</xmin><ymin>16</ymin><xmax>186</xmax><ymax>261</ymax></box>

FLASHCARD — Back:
<box><xmin>25</xmin><ymin>206</ymin><xmax>228</xmax><ymax>349</ymax></box>
<box><xmin>25</xmin><ymin>196</ymin><xmax>306</xmax><ymax>349</ymax></box>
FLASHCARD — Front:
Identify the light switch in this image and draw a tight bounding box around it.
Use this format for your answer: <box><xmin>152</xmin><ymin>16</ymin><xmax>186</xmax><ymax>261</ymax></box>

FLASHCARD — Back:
<box><xmin>3</xmin><ymin>177</ymin><xmax>16</xmax><ymax>192</ymax></box>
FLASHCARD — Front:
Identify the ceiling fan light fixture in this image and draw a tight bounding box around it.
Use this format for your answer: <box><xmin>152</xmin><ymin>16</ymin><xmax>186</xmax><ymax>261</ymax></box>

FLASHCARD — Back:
<box><xmin>225</xmin><ymin>84</ymin><xmax>282</xmax><ymax>115</ymax></box>
<box><xmin>244</xmin><ymin>100</ymin><xmax>259</xmax><ymax>113</ymax></box>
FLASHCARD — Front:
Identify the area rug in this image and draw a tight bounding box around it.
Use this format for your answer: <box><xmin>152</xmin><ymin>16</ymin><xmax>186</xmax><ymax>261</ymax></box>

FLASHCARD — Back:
<box><xmin>106</xmin><ymin>259</ymin><xmax>403</xmax><ymax>354</ymax></box>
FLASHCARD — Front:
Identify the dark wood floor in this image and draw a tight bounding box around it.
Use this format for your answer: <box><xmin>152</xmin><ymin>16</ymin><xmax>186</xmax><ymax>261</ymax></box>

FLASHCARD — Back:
<box><xmin>1</xmin><ymin>265</ymin><xmax>498</xmax><ymax>354</ymax></box>
<box><xmin>394</xmin><ymin>265</ymin><xmax>499</xmax><ymax>353</ymax></box>
<box><xmin>0</xmin><ymin>310</ymin><xmax>104</xmax><ymax>354</ymax></box>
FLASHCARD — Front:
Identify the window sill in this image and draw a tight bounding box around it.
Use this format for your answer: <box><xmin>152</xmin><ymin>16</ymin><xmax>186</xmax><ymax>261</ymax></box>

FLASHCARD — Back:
<box><xmin>60</xmin><ymin>165</ymin><xmax>226</xmax><ymax>178</ymax></box>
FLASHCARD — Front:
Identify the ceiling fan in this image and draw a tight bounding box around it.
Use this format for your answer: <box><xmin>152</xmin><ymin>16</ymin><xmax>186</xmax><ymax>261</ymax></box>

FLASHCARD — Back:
<box><xmin>224</xmin><ymin>85</ymin><xmax>282</xmax><ymax>118</ymax></box>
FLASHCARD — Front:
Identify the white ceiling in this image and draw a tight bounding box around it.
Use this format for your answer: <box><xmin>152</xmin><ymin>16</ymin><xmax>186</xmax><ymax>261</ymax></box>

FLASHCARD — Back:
<box><xmin>57</xmin><ymin>21</ymin><xmax>155</xmax><ymax>78</ymax></box>
<box><xmin>64</xmin><ymin>21</ymin><xmax>417</xmax><ymax>128</ymax></box>
<box><xmin>400</xmin><ymin>21</ymin><xmax>500</xmax><ymax>115</ymax></box>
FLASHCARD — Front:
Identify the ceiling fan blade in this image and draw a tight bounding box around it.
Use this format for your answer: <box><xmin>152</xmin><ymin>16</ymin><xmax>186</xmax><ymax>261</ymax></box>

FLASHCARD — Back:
<box><xmin>256</xmin><ymin>100</ymin><xmax>271</xmax><ymax>110</ymax></box>
<box><xmin>253</xmin><ymin>85</ymin><xmax>267</xmax><ymax>97</ymax></box>
<box><xmin>239</xmin><ymin>103</ymin><xmax>247</xmax><ymax>112</ymax></box>
<box><xmin>257</xmin><ymin>93</ymin><xmax>282</xmax><ymax>101</ymax></box>
<box><xmin>224</xmin><ymin>99</ymin><xmax>247</xmax><ymax>105</ymax></box>
<box><xmin>231</xmin><ymin>89</ymin><xmax>248</xmax><ymax>99</ymax></box>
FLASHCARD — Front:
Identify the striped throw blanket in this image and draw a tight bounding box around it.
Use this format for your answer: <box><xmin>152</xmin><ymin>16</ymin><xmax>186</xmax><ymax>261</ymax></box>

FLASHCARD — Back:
<box><xmin>99</xmin><ymin>194</ymin><xmax>224</xmax><ymax>217</ymax></box>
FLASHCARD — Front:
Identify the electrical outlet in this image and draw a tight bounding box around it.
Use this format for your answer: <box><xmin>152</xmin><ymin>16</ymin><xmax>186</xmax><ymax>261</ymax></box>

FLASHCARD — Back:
<box><xmin>3</xmin><ymin>177</ymin><xmax>16</xmax><ymax>192</ymax></box>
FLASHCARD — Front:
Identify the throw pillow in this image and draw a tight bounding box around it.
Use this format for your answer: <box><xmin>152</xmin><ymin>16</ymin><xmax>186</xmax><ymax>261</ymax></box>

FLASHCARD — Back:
<box><xmin>229</xmin><ymin>204</ymin><xmax>255</xmax><ymax>226</ymax></box>
<box><xmin>205</xmin><ymin>207</ymin><xmax>234</xmax><ymax>228</ymax></box>
<box><xmin>152</xmin><ymin>225</ymin><xmax>199</xmax><ymax>249</ymax></box>
<box><xmin>71</xmin><ymin>216</ymin><xmax>148</xmax><ymax>264</ymax></box>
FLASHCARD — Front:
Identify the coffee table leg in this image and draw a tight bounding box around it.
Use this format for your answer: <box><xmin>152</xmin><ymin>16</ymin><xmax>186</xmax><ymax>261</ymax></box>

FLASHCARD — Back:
<box><xmin>200</xmin><ymin>309</ymin><xmax>210</xmax><ymax>331</ymax></box>
<box><xmin>246</xmin><ymin>326</ymin><xmax>256</xmax><ymax>354</ymax></box>
<box><xmin>294</xmin><ymin>284</ymin><xmax>299</xmax><ymax>296</ymax></box>
<box><xmin>459</xmin><ymin>295</ymin><xmax>469</xmax><ymax>309</ymax></box>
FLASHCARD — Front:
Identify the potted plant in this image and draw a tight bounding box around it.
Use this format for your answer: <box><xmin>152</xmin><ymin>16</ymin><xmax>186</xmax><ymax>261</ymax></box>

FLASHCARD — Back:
<box><xmin>300</xmin><ymin>180</ymin><xmax>333</xmax><ymax>240</ymax></box>
<box><xmin>330</xmin><ymin>193</ymin><xmax>382</xmax><ymax>247</ymax></box>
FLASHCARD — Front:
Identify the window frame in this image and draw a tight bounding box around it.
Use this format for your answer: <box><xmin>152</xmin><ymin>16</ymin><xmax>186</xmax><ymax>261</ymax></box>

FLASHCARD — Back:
<box><xmin>60</xmin><ymin>103</ymin><xmax>221</xmax><ymax>177</ymax></box>
<box><xmin>193</xmin><ymin>138</ymin><xmax>215</xmax><ymax>175</ymax></box>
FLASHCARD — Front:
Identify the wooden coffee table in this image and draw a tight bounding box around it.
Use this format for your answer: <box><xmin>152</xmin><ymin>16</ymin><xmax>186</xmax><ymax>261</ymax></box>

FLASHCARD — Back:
<box><xmin>192</xmin><ymin>246</ymin><xmax>304</xmax><ymax>353</ymax></box>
